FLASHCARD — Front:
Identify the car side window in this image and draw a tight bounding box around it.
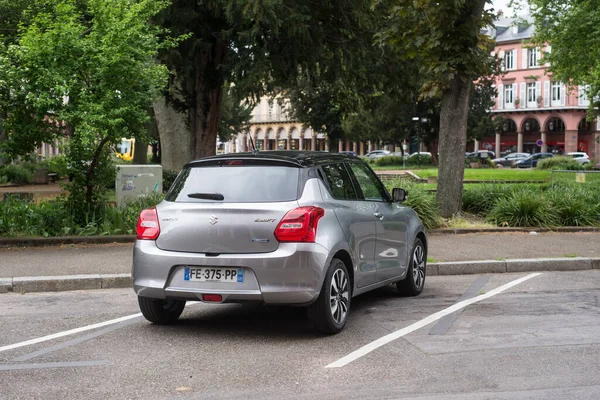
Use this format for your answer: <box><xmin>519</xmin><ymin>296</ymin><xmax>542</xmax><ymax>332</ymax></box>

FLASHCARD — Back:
<box><xmin>320</xmin><ymin>163</ymin><xmax>359</xmax><ymax>200</ymax></box>
<box><xmin>347</xmin><ymin>162</ymin><xmax>388</xmax><ymax>202</ymax></box>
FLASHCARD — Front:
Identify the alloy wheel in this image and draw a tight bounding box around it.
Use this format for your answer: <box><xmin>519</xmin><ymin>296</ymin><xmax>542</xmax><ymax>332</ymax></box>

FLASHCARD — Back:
<box><xmin>412</xmin><ymin>244</ymin><xmax>426</xmax><ymax>289</ymax></box>
<box><xmin>330</xmin><ymin>268</ymin><xmax>349</xmax><ymax>324</ymax></box>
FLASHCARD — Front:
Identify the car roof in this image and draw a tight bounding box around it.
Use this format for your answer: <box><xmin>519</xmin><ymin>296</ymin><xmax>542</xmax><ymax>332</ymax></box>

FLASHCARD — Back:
<box><xmin>186</xmin><ymin>151</ymin><xmax>358</xmax><ymax>168</ymax></box>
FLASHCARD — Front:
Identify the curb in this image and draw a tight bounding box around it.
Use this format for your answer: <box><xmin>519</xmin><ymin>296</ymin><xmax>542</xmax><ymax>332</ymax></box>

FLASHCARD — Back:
<box><xmin>429</xmin><ymin>227</ymin><xmax>600</xmax><ymax>236</ymax></box>
<box><xmin>427</xmin><ymin>257</ymin><xmax>600</xmax><ymax>276</ymax></box>
<box><xmin>0</xmin><ymin>274</ymin><xmax>132</xmax><ymax>294</ymax></box>
<box><xmin>0</xmin><ymin>235</ymin><xmax>136</xmax><ymax>248</ymax></box>
<box><xmin>1</xmin><ymin>258</ymin><xmax>599</xmax><ymax>294</ymax></box>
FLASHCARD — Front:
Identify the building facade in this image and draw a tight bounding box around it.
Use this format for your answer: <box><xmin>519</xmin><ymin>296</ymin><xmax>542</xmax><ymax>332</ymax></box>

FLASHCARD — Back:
<box><xmin>226</xmin><ymin>97</ymin><xmax>392</xmax><ymax>155</ymax></box>
<box><xmin>483</xmin><ymin>17</ymin><xmax>600</xmax><ymax>161</ymax></box>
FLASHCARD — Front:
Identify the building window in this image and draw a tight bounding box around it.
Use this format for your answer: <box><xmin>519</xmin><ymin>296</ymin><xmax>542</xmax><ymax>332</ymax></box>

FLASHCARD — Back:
<box><xmin>551</xmin><ymin>82</ymin><xmax>561</xmax><ymax>106</ymax></box>
<box><xmin>527</xmin><ymin>82</ymin><xmax>537</xmax><ymax>105</ymax></box>
<box><xmin>528</xmin><ymin>48</ymin><xmax>539</xmax><ymax>68</ymax></box>
<box><xmin>504</xmin><ymin>50</ymin><xmax>514</xmax><ymax>70</ymax></box>
<box><xmin>505</xmin><ymin>85</ymin><xmax>514</xmax><ymax>107</ymax></box>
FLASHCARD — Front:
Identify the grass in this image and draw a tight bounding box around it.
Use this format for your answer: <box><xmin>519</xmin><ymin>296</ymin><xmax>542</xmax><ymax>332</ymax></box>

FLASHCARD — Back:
<box><xmin>564</xmin><ymin>254</ymin><xmax>578</xmax><ymax>258</ymax></box>
<box><xmin>412</xmin><ymin>168</ymin><xmax>552</xmax><ymax>181</ymax></box>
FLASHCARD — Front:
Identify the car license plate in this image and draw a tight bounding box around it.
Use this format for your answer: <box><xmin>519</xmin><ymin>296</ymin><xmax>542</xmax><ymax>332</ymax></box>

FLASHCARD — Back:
<box><xmin>183</xmin><ymin>267</ymin><xmax>244</xmax><ymax>283</ymax></box>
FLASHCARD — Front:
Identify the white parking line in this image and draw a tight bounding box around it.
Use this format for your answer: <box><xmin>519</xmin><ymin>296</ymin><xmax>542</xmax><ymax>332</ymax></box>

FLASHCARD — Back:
<box><xmin>0</xmin><ymin>301</ymin><xmax>201</xmax><ymax>354</ymax></box>
<box><xmin>0</xmin><ymin>313</ymin><xmax>142</xmax><ymax>353</ymax></box>
<box><xmin>326</xmin><ymin>273</ymin><xmax>542</xmax><ymax>368</ymax></box>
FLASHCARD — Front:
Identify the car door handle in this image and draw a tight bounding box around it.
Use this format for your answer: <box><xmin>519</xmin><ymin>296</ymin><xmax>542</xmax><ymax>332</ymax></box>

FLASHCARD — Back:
<box><xmin>373</xmin><ymin>212</ymin><xmax>383</xmax><ymax>220</ymax></box>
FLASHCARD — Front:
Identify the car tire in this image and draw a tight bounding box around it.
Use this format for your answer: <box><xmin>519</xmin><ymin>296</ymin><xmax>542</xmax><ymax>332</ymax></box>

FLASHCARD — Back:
<box><xmin>397</xmin><ymin>238</ymin><xmax>426</xmax><ymax>296</ymax></box>
<box><xmin>308</xmin><ymin>258</ymin><xmax>351</xmax><ymax>334</ymax></box>
<box><xmin>138</xmin><ymin>296</ymin><xmax>186</xmax><ymax>324</ymax></box>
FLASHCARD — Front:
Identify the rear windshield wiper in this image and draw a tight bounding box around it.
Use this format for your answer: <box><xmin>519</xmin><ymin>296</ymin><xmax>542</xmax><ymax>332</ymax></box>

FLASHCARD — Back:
<box><xmin>187</xmin><ymin>193</ymin><xmax>224</xmax><ymax>201</ymax></box>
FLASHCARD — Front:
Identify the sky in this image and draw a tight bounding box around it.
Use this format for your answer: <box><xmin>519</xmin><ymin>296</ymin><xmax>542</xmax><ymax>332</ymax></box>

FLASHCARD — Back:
<box><xmin>489</xmin><ymin>0</ymin><xmax>529</xmax><ymax>17</ymax></box>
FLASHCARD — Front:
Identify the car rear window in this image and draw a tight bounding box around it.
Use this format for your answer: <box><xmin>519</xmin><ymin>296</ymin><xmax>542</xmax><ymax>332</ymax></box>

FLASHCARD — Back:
<box><xmin>165</xmin><ymin>165</ymin><xmax>300</xmax><ymax>203</ymax></box>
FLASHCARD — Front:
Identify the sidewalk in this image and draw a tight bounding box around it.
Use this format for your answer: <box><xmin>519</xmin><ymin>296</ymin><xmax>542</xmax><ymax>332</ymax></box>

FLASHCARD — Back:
<box><xmin>0</xmin><ymin>232</ymin><xmax>599</xmax><ymax>292</ymax></box>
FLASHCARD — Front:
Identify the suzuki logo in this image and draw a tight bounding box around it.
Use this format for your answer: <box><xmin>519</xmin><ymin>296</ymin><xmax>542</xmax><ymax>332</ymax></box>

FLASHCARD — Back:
<box><xmin>209</xmin><ymin>215</ymin><xmax>218</xmax><ymax>225</ymax></box>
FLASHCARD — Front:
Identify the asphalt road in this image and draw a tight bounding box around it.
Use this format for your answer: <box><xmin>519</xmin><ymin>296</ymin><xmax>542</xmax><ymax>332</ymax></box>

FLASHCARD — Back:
<box><xmin>1</xmin><ymin>232</ymin><xmax>600</xmax><ymax>277</ymax></box>
<box><xmin>2</xmin><ymin>270</ymin><xmax>600</xmax><ymax>399</ymax></box>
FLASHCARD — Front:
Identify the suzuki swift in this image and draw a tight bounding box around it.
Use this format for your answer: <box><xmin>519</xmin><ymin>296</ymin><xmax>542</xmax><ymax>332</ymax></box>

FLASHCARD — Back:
<box><xmin>133</xmin><ymin>151</ymin><xmax>427</xmax><ymax>334</ymax></box>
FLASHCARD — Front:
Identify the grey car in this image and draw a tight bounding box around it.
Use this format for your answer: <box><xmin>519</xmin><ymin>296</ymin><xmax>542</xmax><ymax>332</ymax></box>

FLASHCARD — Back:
<box><xmin>133</xmin><ymin>151</ymin><xmax>427</xmax><ymax>334</ymax></box>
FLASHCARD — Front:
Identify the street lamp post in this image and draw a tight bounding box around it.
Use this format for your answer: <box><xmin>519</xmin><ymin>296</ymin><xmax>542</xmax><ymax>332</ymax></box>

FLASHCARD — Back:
<box><xmin>413</xmin><ymin>116</ymin><xmax>428</xmax><ymax>168</ymax></box>
<box><xmin>412</xmin><ymin>117</ymin><xmax>420</xmax><ymax>167</ymax></box>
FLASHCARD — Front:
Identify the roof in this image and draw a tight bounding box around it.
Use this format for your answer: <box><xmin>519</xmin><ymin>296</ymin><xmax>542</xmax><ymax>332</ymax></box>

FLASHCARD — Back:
<box><xmin>489</xmin><ymin>16</ymin><xmax>535</xmax><ymax>43</ymax></box>
<box><xmin>187</xmin><ymin>151</ymin><xmax>358</xmax><ymax>168</ymax></box>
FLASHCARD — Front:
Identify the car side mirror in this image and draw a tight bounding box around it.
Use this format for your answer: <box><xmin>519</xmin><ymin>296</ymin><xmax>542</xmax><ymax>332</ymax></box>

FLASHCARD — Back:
<box><xmin>392</xmin><ymin>188</ymin><xmax>407</xmax><ymax>203</ymax></box>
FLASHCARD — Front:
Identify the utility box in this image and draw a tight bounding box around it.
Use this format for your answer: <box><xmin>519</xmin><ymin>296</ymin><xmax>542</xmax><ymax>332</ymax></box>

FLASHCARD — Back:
<box><xmin>115</xmin><ymin>165</ymin><xmax>163</xmax><ymax>207</ymax></box>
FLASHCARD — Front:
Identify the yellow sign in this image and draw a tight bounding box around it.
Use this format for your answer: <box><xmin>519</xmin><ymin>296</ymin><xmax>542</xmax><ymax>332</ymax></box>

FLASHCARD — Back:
<box><xmin>576</xmin><ymin>173</ymin><xmax>586</xmax><ymax>183</ymax></box>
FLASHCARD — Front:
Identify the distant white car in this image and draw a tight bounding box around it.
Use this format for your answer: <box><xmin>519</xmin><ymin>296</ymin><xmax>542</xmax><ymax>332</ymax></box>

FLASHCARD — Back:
<box><xmin>407</xmin><ymin>152</ymin><xmax>431</xmax><ymax>158</ymax></box>
<box><xmin>365</xmin><ymin>150</ymin><xmax>391</xmax><ymax>159</ymax></box>
<box><xmin>566</xmin><ymin>152</ymin><xmax>590</xmax><ymax>165</ymax></box>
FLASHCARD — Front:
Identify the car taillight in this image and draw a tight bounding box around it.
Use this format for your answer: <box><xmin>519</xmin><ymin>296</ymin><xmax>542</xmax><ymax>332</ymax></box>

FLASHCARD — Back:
<box><xmin>274</xmin><ymin>206</ymin><xmax>324</xmax><ymax>243</ymax></box>
<box><xmin>136</xmin><ymin>207</ymin><xmax>160</xmax><ymax>240</ymax></box>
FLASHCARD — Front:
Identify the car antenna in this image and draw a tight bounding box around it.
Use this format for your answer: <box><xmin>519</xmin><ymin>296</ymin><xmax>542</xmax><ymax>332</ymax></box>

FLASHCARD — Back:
<box><xmin>249</xmin><ymin>135</ymin><xmax>259</xmax><ymax>154</ymax></box>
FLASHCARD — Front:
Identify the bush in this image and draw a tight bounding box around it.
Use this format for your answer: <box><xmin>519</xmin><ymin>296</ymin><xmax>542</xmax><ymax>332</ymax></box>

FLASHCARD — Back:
<box><xmin>462</xmin><ymin>184</ymin><xmax>513</xmax><ymax>215</ymax></box>
<box><xmin>487</xmin><ymin>189</ymin><xmax>557</xmax><ymax>227</ymax></box>
<box><xmin>546</xmin><ymin>187</ymin><xmax>600</xmax><ymax>226</ymax></box>
<box><xmin>374</xmin><ymin>156</ymin><xmax>404</xmax><ymax>166</ymax></box>
<box><xmin>163</xmin><ymin>169</ymin><xmax>180</xmax><ymax>193</ymax></box>
<box><xmin>0</xmin><ymin>193</ymin><xmax>165</xmax><ymax>237</ymax></box>
<box><xmin>405</xmin><ymin>154</ymin><xmax>433</xmax><ymax>166</ymax></box>
<box><xmin>0</xmin><ymin>164</ymin><xmax>33</xmax><ymax>185</ymax></box>
<box><xmin>386</xmin><ymin>179</ymin><xmax>442</xmax><ymax>230</ymax></box>
<box><xmin>537</xmin><ymin>156</ymin><xmax>583</xmax><ymax>170</ymax></box>
<box><xmin>46</xmin><ymin>155</ymin><xmax>69</xmax><ymax>177</ymax></box>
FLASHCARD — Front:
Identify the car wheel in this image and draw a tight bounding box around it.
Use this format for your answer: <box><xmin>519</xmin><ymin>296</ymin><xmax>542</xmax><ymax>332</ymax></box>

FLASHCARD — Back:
<box><xmin>397</xmin><ymin>238</ymin><xmax>426</xmax><ymax>296</ymax></box>
<box><xmin>308</xmin><ymin>258</ymin><xmax>351</xmax><ymax>334</ymax></box>
<box><xmin>138</xmin><ymin>296</ymin><xmax>186</xmax><ymax>324</ymax></box>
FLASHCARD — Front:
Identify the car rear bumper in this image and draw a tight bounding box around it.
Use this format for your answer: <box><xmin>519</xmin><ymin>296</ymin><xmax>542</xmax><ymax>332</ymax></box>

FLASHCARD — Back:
<box><xmin>132</xmin><ymin>240</ymin><xmax>329</xmax><ymax>305</ymax></box>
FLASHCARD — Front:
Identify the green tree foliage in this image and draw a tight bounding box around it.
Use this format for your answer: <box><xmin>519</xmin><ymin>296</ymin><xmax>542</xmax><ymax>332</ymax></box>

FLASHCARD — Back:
<box><xmin>155</xmin><ymin>0</ymin><xmax>385</xmax><ymax>159</ymax></box>
<box><xmin>1</xmin><ymin>0</ymin><xmax>170</xmax><ymax>215</ymax></box>
<box><xmin>377</xmin><ymin>0</ymin><xmax>496</xmax><ymax>218</ymax></box>
<box><xmin>529</xmin><ymin>0</ymin><xmax>600</xmax><ymax>116</ymax></box>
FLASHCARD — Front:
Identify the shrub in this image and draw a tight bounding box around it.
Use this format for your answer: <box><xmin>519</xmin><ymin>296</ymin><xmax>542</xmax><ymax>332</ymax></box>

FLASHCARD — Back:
<box><xmin>0</xmin><ymin>193</ymin><xmax>165</xmax><ymax>237</ymax></box>
<box><xmin>487</xmin><ymin>190</ymin><xmax>557</xmax><ymax>227</ymax></box>
<box><xmin>462</xmin><ymin>184</ymin><xmax>514</xmax><ymax>215</ymax></box>
<box><xmin>547</xmin><ymin>187</ymin><xmax>600</xmax><ymax>226</ymax></box>
<box><xmin>163</xmin><ymin>169</ymin><xmax>180</xmax><ymax>193</ymax></box>
<box><xmin>1</xmin><ymin>164</ymin><xmax>33</xmax><ymax>185</ymax></box>
<box><xmin>537</xmin><ymin>156</ymin><xmax>583</xmax><ymax>170</ymax></box>
<box><xmin>406</xmin><ymin>154</ymin><xmax>433</xmax><ymax>166</ymax></box>
<box><xmin>46</xmin><ymin>155</ymin><xmax>69</xmax><ymax>177</ymax></box>
<box><xmin>386</xmin><ymin>179</ymin><xmax>442</xmax><ymax>230</ymax></box>
<box><xmin>374</xmin><ymin>156</ymin><xmax>404</xmax><ymax>166</ymax></box>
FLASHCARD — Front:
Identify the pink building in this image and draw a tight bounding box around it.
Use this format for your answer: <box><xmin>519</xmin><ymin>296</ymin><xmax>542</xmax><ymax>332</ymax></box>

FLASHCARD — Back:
<box><xmin>482</xmin><ymin>18</ymin><xmax>600</xmax><ymax>161</ymax></box>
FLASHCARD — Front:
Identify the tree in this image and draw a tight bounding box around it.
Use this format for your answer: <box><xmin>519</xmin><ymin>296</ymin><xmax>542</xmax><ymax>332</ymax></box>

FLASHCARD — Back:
<box><xmin>2</xmin><ymin>0</ymin><xmax>170</xmax><ymax>212</ymax></box>
<box><xmin>378</xmin><ymin>0</ymin><xmax>496</xmax><ymax>217</ymax></box>
<box><xmin>529</xmin><ymin>0</ymin><xmax>600</xmax><ymax>115</ymax></box>
<box><xmin>154</xmin><ymin>0</ymin><xmax>384</xmax><ymax>166</ymax></box>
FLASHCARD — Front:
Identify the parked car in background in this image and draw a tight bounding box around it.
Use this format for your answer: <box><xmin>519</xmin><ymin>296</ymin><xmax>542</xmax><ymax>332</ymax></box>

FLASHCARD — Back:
<box><xmin>406</xmin><ymin>152</ymin><xmax>431</xmax><ymax>159</ymax></box>
<box><xmin>515</xmin><ymin>153</ymin><xmax>554</xmax><ymax>168</ymax></box>
<box><xmin>132</xmin><ymin>151</ymin><xmax>427</xmax><ymax>334</ymax></box>
<box><xmin>365</xmin><ymin>150</ymin><xmax>391</xmax><ymax>159</ymax></box>
<box><xmin>492</xmin><ymin>152</ymin><xmax>530</xmax><ymax>167</ymax></box>
<box><xmin>467</xmin><ymin>150</ymin><xmax>496</xmax><ymax>160</ymax></box>
<box><xmin>566</xmin><ymin>152</ymin><xmax>590</xmax><ymax>165</ymax></box>
<box><xmin>339</xmin><ymin>151</ymin><xmax>357</xmax><ymax>157</ymax></box>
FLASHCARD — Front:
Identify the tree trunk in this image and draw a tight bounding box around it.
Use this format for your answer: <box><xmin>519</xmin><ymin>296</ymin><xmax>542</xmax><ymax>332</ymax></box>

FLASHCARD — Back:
<box><xmin>191</xmin><ymin>41</ymin><xmax>227</xmax><ymax>159</ymax></box>
<box><xmin>132</xmin><ymin>138</ymin><xmax>148</xmax><ymax>164</ymax></box>
<box><xmin>436</xmin><ymin>76</ymin><xmax>472</xmax><ymax>218</ymax></box>
<box><xmin>153</xmin><ymin>97</ymin><xmax>194</xmax><ymax>170</ymax></box>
